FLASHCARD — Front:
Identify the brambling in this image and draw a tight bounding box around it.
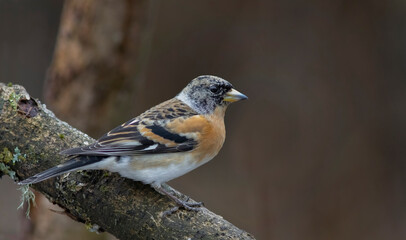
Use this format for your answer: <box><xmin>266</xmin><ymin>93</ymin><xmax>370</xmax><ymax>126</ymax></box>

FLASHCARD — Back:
<box><xmin>19</xmin><ymin>75</ymin><xmax>247</xmax><ymax>214</ymax></box>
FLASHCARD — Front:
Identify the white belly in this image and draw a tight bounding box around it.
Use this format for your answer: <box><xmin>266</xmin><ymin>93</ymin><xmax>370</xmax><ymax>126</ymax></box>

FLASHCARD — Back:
<box><xmin>90</xmin><ymin>153</ymin><xmax>214</xmax><ymax>185</ymax></box>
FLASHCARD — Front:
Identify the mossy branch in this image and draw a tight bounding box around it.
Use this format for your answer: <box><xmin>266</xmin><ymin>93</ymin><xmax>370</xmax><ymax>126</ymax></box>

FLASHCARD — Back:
<box><xmin>0</xmin><ymin>83</ymin><xmax>255</xmax><ymax>240</ymax></box>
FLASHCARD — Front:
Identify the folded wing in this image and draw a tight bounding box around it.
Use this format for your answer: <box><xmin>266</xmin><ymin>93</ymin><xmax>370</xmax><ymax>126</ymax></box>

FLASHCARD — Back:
<box><xmin>61</xmin><ymin>99</ymin><xmax>200</xmax><ymax>156</ymax></box>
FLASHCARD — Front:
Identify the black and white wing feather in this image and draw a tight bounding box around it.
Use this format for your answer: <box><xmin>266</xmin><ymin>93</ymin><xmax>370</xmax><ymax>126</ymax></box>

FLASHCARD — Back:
<box><xmin>60</xmin><ymin>99</ymin><xmax>199</xmax><ymax>157</ymax></box>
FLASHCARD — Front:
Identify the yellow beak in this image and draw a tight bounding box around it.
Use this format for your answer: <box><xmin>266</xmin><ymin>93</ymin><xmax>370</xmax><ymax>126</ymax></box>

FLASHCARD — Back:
<box><xmin>223</xmin><ymin>88</ymin><xmax>248</xmax><ymax>102</ymax></box>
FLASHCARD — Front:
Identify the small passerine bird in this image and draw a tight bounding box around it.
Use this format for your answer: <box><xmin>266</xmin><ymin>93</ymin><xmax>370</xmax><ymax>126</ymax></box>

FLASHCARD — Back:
<box><xmin>19</xmin><ymin>75</ymin><xmax>247</xmax><ymax>213</ymax></box>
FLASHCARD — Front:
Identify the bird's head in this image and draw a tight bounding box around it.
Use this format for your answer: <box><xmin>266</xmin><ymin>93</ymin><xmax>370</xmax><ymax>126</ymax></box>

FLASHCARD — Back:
<box><xmin>177</xmin><ymin>75</ymin><xmax>248</xmax><ymax>115</ymax></box>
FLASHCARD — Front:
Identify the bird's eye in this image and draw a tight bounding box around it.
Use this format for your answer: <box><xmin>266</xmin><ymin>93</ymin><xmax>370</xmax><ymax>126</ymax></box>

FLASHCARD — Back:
<box><xmin>209</xmin><ymin>85</ymin><xmax>221</xmax><ymax>94</ymax></box>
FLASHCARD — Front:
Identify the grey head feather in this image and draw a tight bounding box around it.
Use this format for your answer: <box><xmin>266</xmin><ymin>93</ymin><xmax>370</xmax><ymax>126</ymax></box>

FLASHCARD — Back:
<box><xmin>176</xmin><ymin>75</ymin><xmax>233</xmax><ymax>114</ymax></box>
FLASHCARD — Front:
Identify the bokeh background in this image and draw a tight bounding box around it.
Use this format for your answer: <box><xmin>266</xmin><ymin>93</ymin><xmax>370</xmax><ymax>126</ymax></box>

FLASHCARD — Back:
<box><xmin>1</xmin><ymin>0</ymin><xmax>406</xmax><ymax>239</ymax></box>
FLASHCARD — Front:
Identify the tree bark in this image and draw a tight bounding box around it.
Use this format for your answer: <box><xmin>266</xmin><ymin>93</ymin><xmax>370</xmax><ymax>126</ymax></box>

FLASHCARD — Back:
<box><xmin>45</xmin><ymin>0</ymin><xmax>153</xmax><ymax>137</ymax></box>
<box><xmin>0</xmin><ymin>83</ymin><xmax>255</xmax><ymax>240</ymax></box>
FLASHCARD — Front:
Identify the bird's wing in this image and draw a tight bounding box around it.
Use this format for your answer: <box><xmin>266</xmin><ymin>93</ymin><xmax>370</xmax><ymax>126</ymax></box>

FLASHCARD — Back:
<box><xmin>60</xmin><ymin>98</ymin><xmax>206</xmax><ymax>156</ymax></box>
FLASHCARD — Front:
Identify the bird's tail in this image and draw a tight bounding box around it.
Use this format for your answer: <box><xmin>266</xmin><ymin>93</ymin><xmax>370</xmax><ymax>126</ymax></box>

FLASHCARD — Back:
<box><xmin>18</xmin><ymin>156</ymin><xmax>102</xmax><ymax>185</ymax></box>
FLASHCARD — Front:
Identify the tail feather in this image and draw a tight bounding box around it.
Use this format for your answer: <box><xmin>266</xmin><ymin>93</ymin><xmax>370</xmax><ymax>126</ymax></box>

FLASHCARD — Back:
<box><xmin>18</xmin><ymin>156</ymin><xmax>102</xmax><ymax>185</ymax></box>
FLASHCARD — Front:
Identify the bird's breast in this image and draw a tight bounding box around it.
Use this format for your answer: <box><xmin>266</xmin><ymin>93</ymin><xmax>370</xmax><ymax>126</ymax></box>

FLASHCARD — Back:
<box><xmin>192</xmin><ymin>113</ymin><xmax>225</xmax><ymax>163</ymax></box>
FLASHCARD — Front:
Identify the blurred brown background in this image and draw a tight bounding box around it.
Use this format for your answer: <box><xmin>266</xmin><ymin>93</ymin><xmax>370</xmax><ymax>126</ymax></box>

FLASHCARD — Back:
<box><xmin>1</xmin><ymin>0</ymin><xmax>406</xmax><ymax>239</ymax></box>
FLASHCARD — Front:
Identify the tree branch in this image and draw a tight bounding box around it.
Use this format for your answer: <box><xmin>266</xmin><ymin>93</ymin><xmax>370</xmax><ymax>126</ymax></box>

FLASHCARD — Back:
<box><xmin>0</xmin><ymin>83</ymin><xmax>255</xmax><ymax>240</ymax></box>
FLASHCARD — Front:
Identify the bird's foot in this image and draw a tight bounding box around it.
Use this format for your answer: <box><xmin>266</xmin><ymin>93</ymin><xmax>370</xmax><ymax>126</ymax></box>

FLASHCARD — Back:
<box><xmin>163</xmin><ymin>198</ymin><xmax>204</xmax><ymax>216</ymax></box>
<box><xmin>153</xmin><ymin>184</ymin><xmax>204</xmax><ymax>216</ymax></box>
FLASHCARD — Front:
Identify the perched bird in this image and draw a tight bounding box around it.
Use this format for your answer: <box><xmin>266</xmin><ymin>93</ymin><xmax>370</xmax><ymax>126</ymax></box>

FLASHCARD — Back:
<box><xmin>19</xmin><ymin>75</ymin><xmax>247</xmax><ymax>214</ymax></box>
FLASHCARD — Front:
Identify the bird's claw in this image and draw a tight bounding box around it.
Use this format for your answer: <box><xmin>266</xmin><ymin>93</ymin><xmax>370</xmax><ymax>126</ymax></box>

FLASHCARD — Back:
<box><xmin>163</xmin><ymin>199</ymin><xmax>204</xmax><ymax>216</ymax></box>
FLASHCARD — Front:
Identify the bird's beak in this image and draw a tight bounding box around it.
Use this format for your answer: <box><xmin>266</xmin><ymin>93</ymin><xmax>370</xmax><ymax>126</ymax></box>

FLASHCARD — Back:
<box><xmin>223</xmin><ymin>88</ymin><xmax>248</xmax><ymax>102</ymax></box>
